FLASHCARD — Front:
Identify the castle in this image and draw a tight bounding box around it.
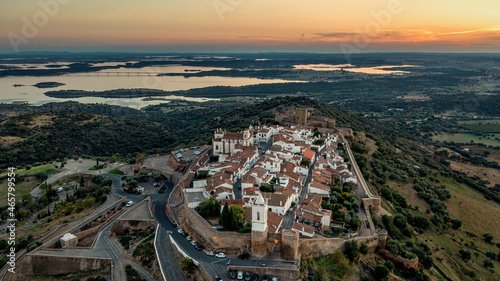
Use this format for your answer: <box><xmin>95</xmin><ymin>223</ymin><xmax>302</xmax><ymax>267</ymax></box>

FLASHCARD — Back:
<box><xmin>275</xmin><ymin>108</ymin><xmax>336</xmax><ymax>129</ymax></box>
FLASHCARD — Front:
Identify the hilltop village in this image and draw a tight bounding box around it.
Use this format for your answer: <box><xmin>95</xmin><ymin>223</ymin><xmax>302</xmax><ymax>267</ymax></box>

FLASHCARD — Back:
<box><xmin>170</xmin><ymin>108</ymin><xmax>387</xmax><ymax>270</ymax></box>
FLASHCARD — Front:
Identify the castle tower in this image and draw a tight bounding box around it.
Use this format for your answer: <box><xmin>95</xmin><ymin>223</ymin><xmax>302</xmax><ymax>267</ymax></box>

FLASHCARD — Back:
<box><xmin>281</xmin><ymin>229</ymin><xmax>300</xmax><ymax>260</ymax></box>
<box><xmin>251</xmin><ymin>194</ymin><xmax>269</xmax><ymax>258</ymax></box>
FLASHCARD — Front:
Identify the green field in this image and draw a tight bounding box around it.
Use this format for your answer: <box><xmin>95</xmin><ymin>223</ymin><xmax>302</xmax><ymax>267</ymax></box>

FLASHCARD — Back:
<box><xmin>0</xmin><ymin>164</ymin><xmax>60</xmax><ymax>178</ymax></box>
<box><xmin>433</xmin><ymin>133</ymin><xmax>500</xmax><ymax>146</ymax></box>
<box><xmin>0</xmin><ymin>177</ymin><xmax>40</xmax><ymax>205</ymax></box>
<box><xmin>458</xmin><ymin>119</ymin><xmax>500</xmax><ymax>132</ymax></box>
<box><xmin>108</xmin><ymin>168</ymin><xmax>124</xmax><ymax>175</ymax></box>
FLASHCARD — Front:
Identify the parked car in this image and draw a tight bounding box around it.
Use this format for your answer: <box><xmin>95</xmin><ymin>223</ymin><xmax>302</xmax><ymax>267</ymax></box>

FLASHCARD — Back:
<box><xmin>125</xmin><ymin>201</ymin><xmax>133</xmax><ymax>207</ymax></box>
<box><xmin>190</xmin><ymin>240</ymin><xmax>197</xmax><ymax>246</ymax></box>
<box><xmin>172</xmin><ymin>223</ymin><xmax>178</xmax><ymax>228</ymax></box>
<box><xmin>186</xmin><ymin>236</ymin><xmax>192</xmax><ymax>241</ymax></box>
<box><xmin>153</xmin><ymin>182</ymin><xmax>159</xmax><ymax>187</ymax></box>
<box><xmin>237</xmin><ymin>271</ymin><xmax>243</xmax><ymax>280</ymax></box>
<box><xmin>271</xmin><ymin>277</ymin><xmax>278</xmax><ymax>281</ymax></box>
<box><xmin>228</xmin><ymin>270</ymin><xmax>236</xmax><ymax>279</ymax></box>
<box><xmin>259</xmin><ymin>262</ymin><xmax>266</xmax><ymax>267</ymax></box>
<box><xmin>136</xmin><ymin>186</ymin><xmax>145</xmax><ymax>192</ymax></box>
<box><xmin>177</xmin><ymin>228</ymin><xmax>183</xmax><ymax>234</ymax></box>
<box><xmin>244</xmin><ymin>272</ymin><xmax>251</xmax><ymax>281</ymax></box>
<box><xmin>251</xmin><ymin>274</ymin><xmax>259</xmax><ymax>281</ymax></box>
<box><xmin>57</xmin><ymin>187</ymin><xmax>63</xmax><ymax>193</ymax></box>
<box><xmin>195</xmin><ymin>244</ymin><xmax>205</xmax><ymax>251</ymax></box>
<box><xmin>238</xmin><ymin>252</ymin><xmax>250</xmax><ymax>260</ymax></box>
<box><xmin>262</xmin><ymin>275</ymin><xmax>269</xmax><ymax>281</ymax></box>
<box><xmin>215</xmin><ymin>252</ymin><xmax>226</xmax><ymax>258</ymax></box>
<box><xmin>206</xmin><ymin>251</ymin><xmax>215</xmax><ymax>257</ymax></box>
<box><xmin>214</xmin><ymin>276</ymin><xmax>222</xmax><ymax>281</ymax></box>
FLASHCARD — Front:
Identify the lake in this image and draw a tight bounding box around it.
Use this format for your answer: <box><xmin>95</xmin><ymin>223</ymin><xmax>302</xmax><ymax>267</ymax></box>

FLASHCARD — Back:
<box><xmin>293</xmin><ymin>64</ymin><xmax>417</xmax><ymax>75</ymax></box>
<box><xmin>0</xmin><ymin>65</ymin><xmax>298</xmax><ymax>109</ymax></box>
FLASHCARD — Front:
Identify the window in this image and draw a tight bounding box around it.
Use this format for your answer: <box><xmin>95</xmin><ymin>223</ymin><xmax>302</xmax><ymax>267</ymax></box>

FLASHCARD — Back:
<box><xmin>257</xmin><ymin>212</ymin><xmax>260</xmax><ymax>221</ymax></box>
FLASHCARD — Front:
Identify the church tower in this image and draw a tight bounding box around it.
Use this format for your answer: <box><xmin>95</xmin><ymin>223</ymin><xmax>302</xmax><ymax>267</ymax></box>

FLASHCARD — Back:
<box><xmin>251</xmin><ymin>193</ymin><xmax>269</xmax><ymax>258</ymax></box>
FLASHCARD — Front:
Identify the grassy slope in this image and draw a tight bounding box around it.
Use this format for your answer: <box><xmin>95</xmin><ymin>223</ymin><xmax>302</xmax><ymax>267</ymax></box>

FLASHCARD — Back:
<box><xmin>432</xmin><ymin>133</ymin><xmax>500</xmax><ymax>147</ymax></box>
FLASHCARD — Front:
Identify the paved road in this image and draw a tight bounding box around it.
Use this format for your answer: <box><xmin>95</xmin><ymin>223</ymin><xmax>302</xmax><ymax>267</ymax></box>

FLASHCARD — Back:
<box><xmin>341</xmin><ymin>135</ymin><xmax>373</xmax><ymax>198</ymax></box>
<box><xmin>234</xmin><ymin>178</ymin><xmax>242</xmax><ymax>199</ymax></box>
<box><xmin>34</xmin><ymin>209</ymin><xmax>156</xmax><ymax>281</ymax></box>
<box><xmin>152</xmin><ymin>183</ymin><xmax>297</xmax><ymax>280</ymax></box>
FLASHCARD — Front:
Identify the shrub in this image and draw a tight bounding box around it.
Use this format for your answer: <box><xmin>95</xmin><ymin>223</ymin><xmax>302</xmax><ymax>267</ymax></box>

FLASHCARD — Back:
<box><xmin>374</xmin><ymin>265</ymin><xmax>390</xmax><ymax>280</ymax></box>
<box><xmin>359</xmin><ymin>243</ymin><xmax>369</xmax><ymax>255</ymax></box>
<box><xmin>344</xmin><ymin>240</ymin><xmax>359</xmax><ymax>262</ymax></box>
<box><xmin>384</xmin><ymin>260</ymin><xmax>395</xmax><ymax>272</ymax></box>
<box><xmin>181</xmin><ymin>258</ymin><xmax>196</xmax><ymax>273</ymax></box>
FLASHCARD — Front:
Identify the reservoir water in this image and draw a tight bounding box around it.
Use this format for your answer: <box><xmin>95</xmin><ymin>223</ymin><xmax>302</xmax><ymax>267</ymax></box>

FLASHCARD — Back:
<box><xmin>0</xmin><ymin>65</ymin><xmax>298</xmax><ymax>109</ymax></box>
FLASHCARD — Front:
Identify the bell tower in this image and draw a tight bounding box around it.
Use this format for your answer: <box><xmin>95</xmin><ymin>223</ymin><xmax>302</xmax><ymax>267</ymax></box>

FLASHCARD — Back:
<box><xmin>251</xmin><ymin>194</ymin><xmax>269</xmax><ymax>258</ymax></box>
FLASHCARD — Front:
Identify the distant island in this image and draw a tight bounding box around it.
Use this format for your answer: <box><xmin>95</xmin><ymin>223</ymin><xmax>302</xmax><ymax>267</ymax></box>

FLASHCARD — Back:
<box><xmin>33</xmin><ymin>82</ymin><xmax>66</xmax><ymax>88</ymax></box>
<box><xmin>14</xmin><ymin>82</ymin><xmax>66</xmax><ymax>89</ymax></box>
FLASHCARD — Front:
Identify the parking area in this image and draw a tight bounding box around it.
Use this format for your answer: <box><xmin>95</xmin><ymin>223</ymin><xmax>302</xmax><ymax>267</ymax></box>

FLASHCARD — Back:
<box><xmin>173</xmin><ymin>145</ymin><xmax>210</xmax><ymax>162</ymax></box>
<box><xmin>136</xmin><ymin>180</ymin><xmax>161</xmax><ymax>194</ymax></box>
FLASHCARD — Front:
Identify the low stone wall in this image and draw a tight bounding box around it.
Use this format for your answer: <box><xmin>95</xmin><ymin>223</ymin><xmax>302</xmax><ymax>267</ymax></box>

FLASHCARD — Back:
<box><xmin>299</xmin><ymin>234</ymin><xmax>380</xmax><ymax>259</ymax></box>
<box><xmin>75</xmin><ymin>226</ymin><xmax>101</xmax><ymax>247</ymax></box>
<box><xmin>227</xmin><ymin>265</ymin><xmax>299</xmax><ymax>281</ymax></box>
<box><xmin>26</xmin><ymin>255</ymin><xmax>112</xmax><ymax>276</ymax></box>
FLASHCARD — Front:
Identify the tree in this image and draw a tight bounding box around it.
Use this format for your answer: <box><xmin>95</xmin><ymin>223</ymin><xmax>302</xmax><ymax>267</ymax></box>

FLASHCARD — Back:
<box><xmin>483</xmin><ymin>233</ymin><xmax>494</xmax><ymax>244</ymax></box>
<box><xmin>63</xmin><ymin>186</ymin><xmax>71</xmax><ymax>197</ymax></box>
<box><xmin>231</xmin><ymin>205</ymin><xmax>245</xmax><ymax>224</ymax></box>
<box><xmin>79</xmin><ymin>175</ymin><xmax>85</xmax><ymax>188</ymax></box>
<box><xmin>483</xmin><ymin>259</ymin><xmax>494</xmax><ymax>268</ymax></box>
<box><xmin>109</xmin><ymin>155</ymin><xmax>117</xmax><ymax>163</ymax></box>
<box><xmin>220</xmin><ymin>202</ymin><xmax>233</xmax><ymax>230</ymax></box>
<box><xmin>344</xmin><ymin>240</ymin><xmax>359</xmax><ymax>262</ymax></box>
<box><xmin>136</xmin><ymin>153</ymin><xmax>147</xmax><ymax>164</ymax></box>
<box><xmin>181</xmin><ymin>258</ymin><xmax>196</xmax><ymax>273</ymax></box>
<box><xmin>359</xmin><ymin>243</ymin><xmax>369</xmax><ymax>255</ymax></box>
<box><xmin>374</xmin><ymin>265</ymin><xmax>390</xmax><ymax>280</ymax></box>
<box><xmin>197</xmin><ymin>196</ymin><xmax>220</xmax><ymax>218</ymax></box>
<box><xmin>22</xmin><ymin>193</ymin><xmax>32</xmax><ymax>204</ymax></box>
<box><xmin>260</xmin><ymin>185</ymin><xmax>273</xmax><ymax>193</ymax></box>
<box><xmin>384</xmin><ymin>261</ymin><xmax>395</xmax><ymax>272</ymax></box>
<box><xmin>459</xmin><ymin>249</ymin><xmax>472</xmax><ymax>261</ymax></box>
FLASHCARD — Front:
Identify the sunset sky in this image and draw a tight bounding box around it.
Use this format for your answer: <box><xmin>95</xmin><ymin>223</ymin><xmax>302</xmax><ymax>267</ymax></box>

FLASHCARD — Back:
<box><xmin>1</xmin><ymin>0</ymin><xmax>499</xmax><ymax>53</ymax></box>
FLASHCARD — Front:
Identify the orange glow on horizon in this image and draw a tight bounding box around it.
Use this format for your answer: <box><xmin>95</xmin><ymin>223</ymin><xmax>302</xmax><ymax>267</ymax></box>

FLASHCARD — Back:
<box><xmin>1</xmin><ymin>0</ymin><xmax>499</xmax><ymax>52</ymax></box>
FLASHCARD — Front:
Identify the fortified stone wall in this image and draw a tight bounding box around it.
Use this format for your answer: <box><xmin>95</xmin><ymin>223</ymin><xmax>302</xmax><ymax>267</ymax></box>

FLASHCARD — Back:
<box><xmin>181</xmin><ymin>202</ymin><xmax>251</xmax><ymax>251</ymax></box>
<box><xmin>25</xmin><ymin>255</ymin><xmax>112</xmax><ymax>276</ymax></box>
<box><xmin>299</xmin><ymin>234</ymin><xmax>380</xmax><ymax>259</ymax></box>
<box><xmin>228</xmin><ymin>265</ymin><xmax>300</xmax><ymax>281</ymax></box>
<box><xmin>379</xmin><ymin>249</ymin><xmax>419</xmax><ymax>269</ymax></box>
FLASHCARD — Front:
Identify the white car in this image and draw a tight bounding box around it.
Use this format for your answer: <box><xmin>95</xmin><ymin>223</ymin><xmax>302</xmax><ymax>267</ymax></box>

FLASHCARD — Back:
<box><xmin>136</xmin><ymin>186</ymin><xmax>145</xmax><ymax>192</ymax></box>
<box><xmin>190</xmin><ymin>240</ymin><xmax>197</xmax><ymax>246</ymax></box>
<box><xmin>177</xmin><ymin>228</ymin><xmax>184</xmax><ymax>234</ymax></box>
<box><xmin>125</xmin><ymin>201</ymin><xmax>133</xmax><ymax>207</ymax></box>
<box><xmin>186</xmin><ymin>236</ymin><xmax>192</xmax><ymax>241</ymax></box>
<box><xmin>272</xmin><ymin>277</ymin><xmax>278</xmax><ymax>281</ymax></box>
<box><xmin>206</xmin><ymin>251</ymin><xmax>215</xmax><ymax>257</ymax></box>
<box><xmin>215</xmin><ymin>252</ymin><xmax>226</xmax><ymax>258</ymax></box>
<box><xmin>237</xmin><ymin>271</ymin><xmax>243</xmax><ymax>280</ymax></box>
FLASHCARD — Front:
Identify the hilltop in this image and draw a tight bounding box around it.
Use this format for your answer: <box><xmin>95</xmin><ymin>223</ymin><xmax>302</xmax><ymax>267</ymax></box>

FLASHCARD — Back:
<box><xmin>1</xmin><ymin>96</ymin><xmax>499</xmax><ymax>280</ymax></box>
